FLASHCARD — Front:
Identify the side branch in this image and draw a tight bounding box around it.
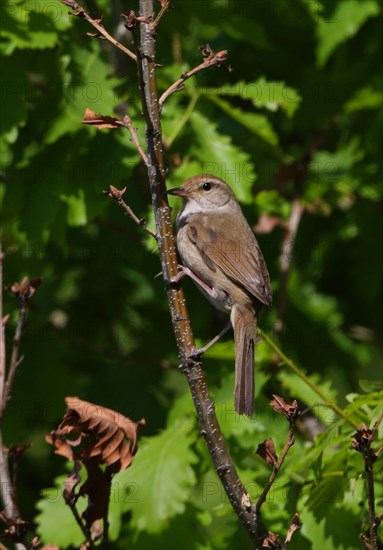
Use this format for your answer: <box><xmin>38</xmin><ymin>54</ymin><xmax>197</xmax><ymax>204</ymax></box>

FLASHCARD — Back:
<box><xmin>255</xmin><ymin>425</ymin><xmax>295</xmax><ymax>514</ymax></box>
<box><xmin>123</xmin><ymin>116</ymin><xmax>149</xmax><ymax>166</ymax></box>
<box><xmin>151</xmin><ymin>0</ymin><xmax>172</xmax><ymax>30</ymax></box>
<box><xmin>60</xmin><ymin>0</ymin><xmax>137</xmax><ymax>61</ymax></box>
<box><xmin>103</xmin><ymin>186</ymin><xmax>157</xmax><ymax>239</ymax></box>
<box><xmin>159</xmin><ymin>45</ymin><xmax>229</xmax><ymax>107</ymax></box>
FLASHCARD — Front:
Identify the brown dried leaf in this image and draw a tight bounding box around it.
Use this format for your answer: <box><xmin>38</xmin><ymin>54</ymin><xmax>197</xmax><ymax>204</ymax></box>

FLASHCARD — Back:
<box><xmin>351</xmin><ymin>423</ymin><xmax>382</xmax><ymax>464</ymax></box>
<box><xmin>270</xmin><ymin>395</ymin><xmax>299</xmax><ymax>423</ymax></box>
<box><xmin>47</xmin><ymin>398</ymin><xmax>145</xmax><ymax>528</ymax></box>
<box><xmin>256</xmin><ymin>437</ymin><xmax>278</xmax><ymax>466</ymax></box>
<box><xmin>351</xmin><ymin>423</ymin><xmax>372</xmax><ymax>452</ymax></box>
<box><xmin>46</xmin><ymin>397</ymin><xmax>145</xmax><ymax>474</ymax></box>
<box><xmin>82</xmin><ymin>108</ymin><xmax>123</xmax><ymax>129</ymax></box>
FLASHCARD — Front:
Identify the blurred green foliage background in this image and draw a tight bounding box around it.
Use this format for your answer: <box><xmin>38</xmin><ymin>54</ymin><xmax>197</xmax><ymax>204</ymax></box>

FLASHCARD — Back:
<box><xmin>0</xmin><ymin>0</ymin><xmax>382</xmax><ymax>548</ymax></box>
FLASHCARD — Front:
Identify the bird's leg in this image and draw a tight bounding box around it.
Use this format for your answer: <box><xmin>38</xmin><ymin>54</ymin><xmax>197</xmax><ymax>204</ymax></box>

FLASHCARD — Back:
<box><xmin>191</xmin><ymin>321</ymin><xmax>232</xmax><ymax>357</ymax></box>
<box><xmin>170</xmin><ymin>265</ymin><xmax>226</xmax><ymax>301</ymax></box>
<box><xmin>170</xmin><ymin>264</ymin><xmax>207</xmax><ymax>287</ymax></box>
<box><xmin>168</xmin><ymin>265</ymin><xmax>231</xmax><ymax>356</ymax></box>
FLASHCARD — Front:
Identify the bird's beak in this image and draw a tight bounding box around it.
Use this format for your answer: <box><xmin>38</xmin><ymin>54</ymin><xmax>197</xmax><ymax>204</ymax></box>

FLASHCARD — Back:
<box><xmin>166</xmin><ymin>186</ymin><xmax>190</xmax><ymax>197</ymax></box>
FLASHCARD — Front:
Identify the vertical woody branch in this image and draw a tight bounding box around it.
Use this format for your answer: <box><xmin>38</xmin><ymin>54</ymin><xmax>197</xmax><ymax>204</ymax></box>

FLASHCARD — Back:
<box><xmin>136</xmin><ymin>0</ymin><xmax>194</xmax><ymax>359</ymax></box>
<box><xmin>135</xmin><ymin>0</ymin><xmax>263</xmax><ymax>544</ymax></box>
<box><xmin>0</xmin><ymin>242</ymin><xmax>20</xmax><ymax>523</ymax></box>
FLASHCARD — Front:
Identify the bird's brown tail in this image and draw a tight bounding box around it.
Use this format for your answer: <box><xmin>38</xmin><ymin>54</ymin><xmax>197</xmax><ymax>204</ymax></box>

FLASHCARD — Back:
<box><xmin>231</xmin><ymin>305</ymin><xmax>256</xmax><ymax>417</ymax></box>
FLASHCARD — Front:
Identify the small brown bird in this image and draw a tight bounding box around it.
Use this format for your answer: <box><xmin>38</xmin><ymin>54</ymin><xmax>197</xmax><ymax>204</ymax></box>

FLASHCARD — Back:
<box><xmin>168</xmin><ymin>174</ymin><xmax>272</xmax><ymax>416</ymax></box>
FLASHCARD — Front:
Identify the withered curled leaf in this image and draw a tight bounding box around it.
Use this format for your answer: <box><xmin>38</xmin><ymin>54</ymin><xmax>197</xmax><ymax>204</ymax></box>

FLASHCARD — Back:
<box><xmin>270</xmin><ymin>394</ymin><xmax>299</xmax><ymax>423</ymax></box>
<box><xmin>46</xmin><ymin>396</ymin><xmax>145</xmax><ymax>474</ymax></box>
<box><xmin>46</xmin><ymin>397</ymin><xmax>145</xmax><ymax>527</ymax></box>
<box><xmin>256</xmin><ymin>437</ymin><xmax>278</xmax><ymax>467</ymax></box>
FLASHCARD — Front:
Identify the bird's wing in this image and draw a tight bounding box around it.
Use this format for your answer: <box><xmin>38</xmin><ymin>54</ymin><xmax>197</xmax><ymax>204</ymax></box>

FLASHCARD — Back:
<box><xmin>186</xmin><ymin>216</ymin><xmax>272</xmax><ymax>308</ymax></box>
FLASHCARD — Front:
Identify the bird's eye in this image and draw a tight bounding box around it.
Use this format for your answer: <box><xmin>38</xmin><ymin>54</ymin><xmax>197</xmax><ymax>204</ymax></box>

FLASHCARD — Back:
<box><xmin>202</xmin><ymin>182</ymin><xmax>212</xmax><ymax>191</ymax></box>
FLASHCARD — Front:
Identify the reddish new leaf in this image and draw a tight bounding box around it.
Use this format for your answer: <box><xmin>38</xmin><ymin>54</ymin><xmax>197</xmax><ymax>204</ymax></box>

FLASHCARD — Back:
<box><xmin>256</xmin><ymin>438</ymin><xmax>278</xmax><ymax>467</ymax></box>
<box><xmin>82</xmin><ymin>108</ymin><xmax>123</xmax><ymax>129</ymax></box>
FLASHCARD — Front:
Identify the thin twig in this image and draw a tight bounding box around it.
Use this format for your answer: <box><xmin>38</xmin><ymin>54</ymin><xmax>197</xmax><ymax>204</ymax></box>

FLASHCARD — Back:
<box><xmin>255</xmin><ymin>426</ymin><xmax>295</xmax><ymax>514</ymax></box>
<box><xmin>150</xmin><ymin>0</ymin><xmax>171</xmax><ymax>30</ymax></box>
<box><xmin>60</xmin><ymin>0</ymin><xmax>137</xmax><ymax>61</ymax></box>
<box><xmin>122</xmin><ymin>115</ymin><xmax>149</xmax><ymax>165</ymax></box>
<box><xmin>1</xmin><ymin>302</ymin><xmax>27</xmax><ymax>419</ymax></box>
<box><xmin>370</xmin><ymin>409</ymin><xmax>383</xmax><ymax>440</ymax></box>
<box><xmin>258</xmin><ymin>327</ymin><xmax>360</xmax><ymax>429</ymax></box>
<box><xmin>159</xmin><ymin>46</ymin><xmax>229</xmax><ymax>107</ymax></box>
<box><xmin>104</xmin><ymin>185</ymin><xmax>157</xmax><ymax>239</ymax></box>
<box><xmin>65</xmin><ymin>497</ymin><xmax>95</xmax><ymax>548</ymax></box>
<box><xmin>166</xmin><ymin>92</ymin><xmax>200</xmax><ymax>148</ymax></box>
